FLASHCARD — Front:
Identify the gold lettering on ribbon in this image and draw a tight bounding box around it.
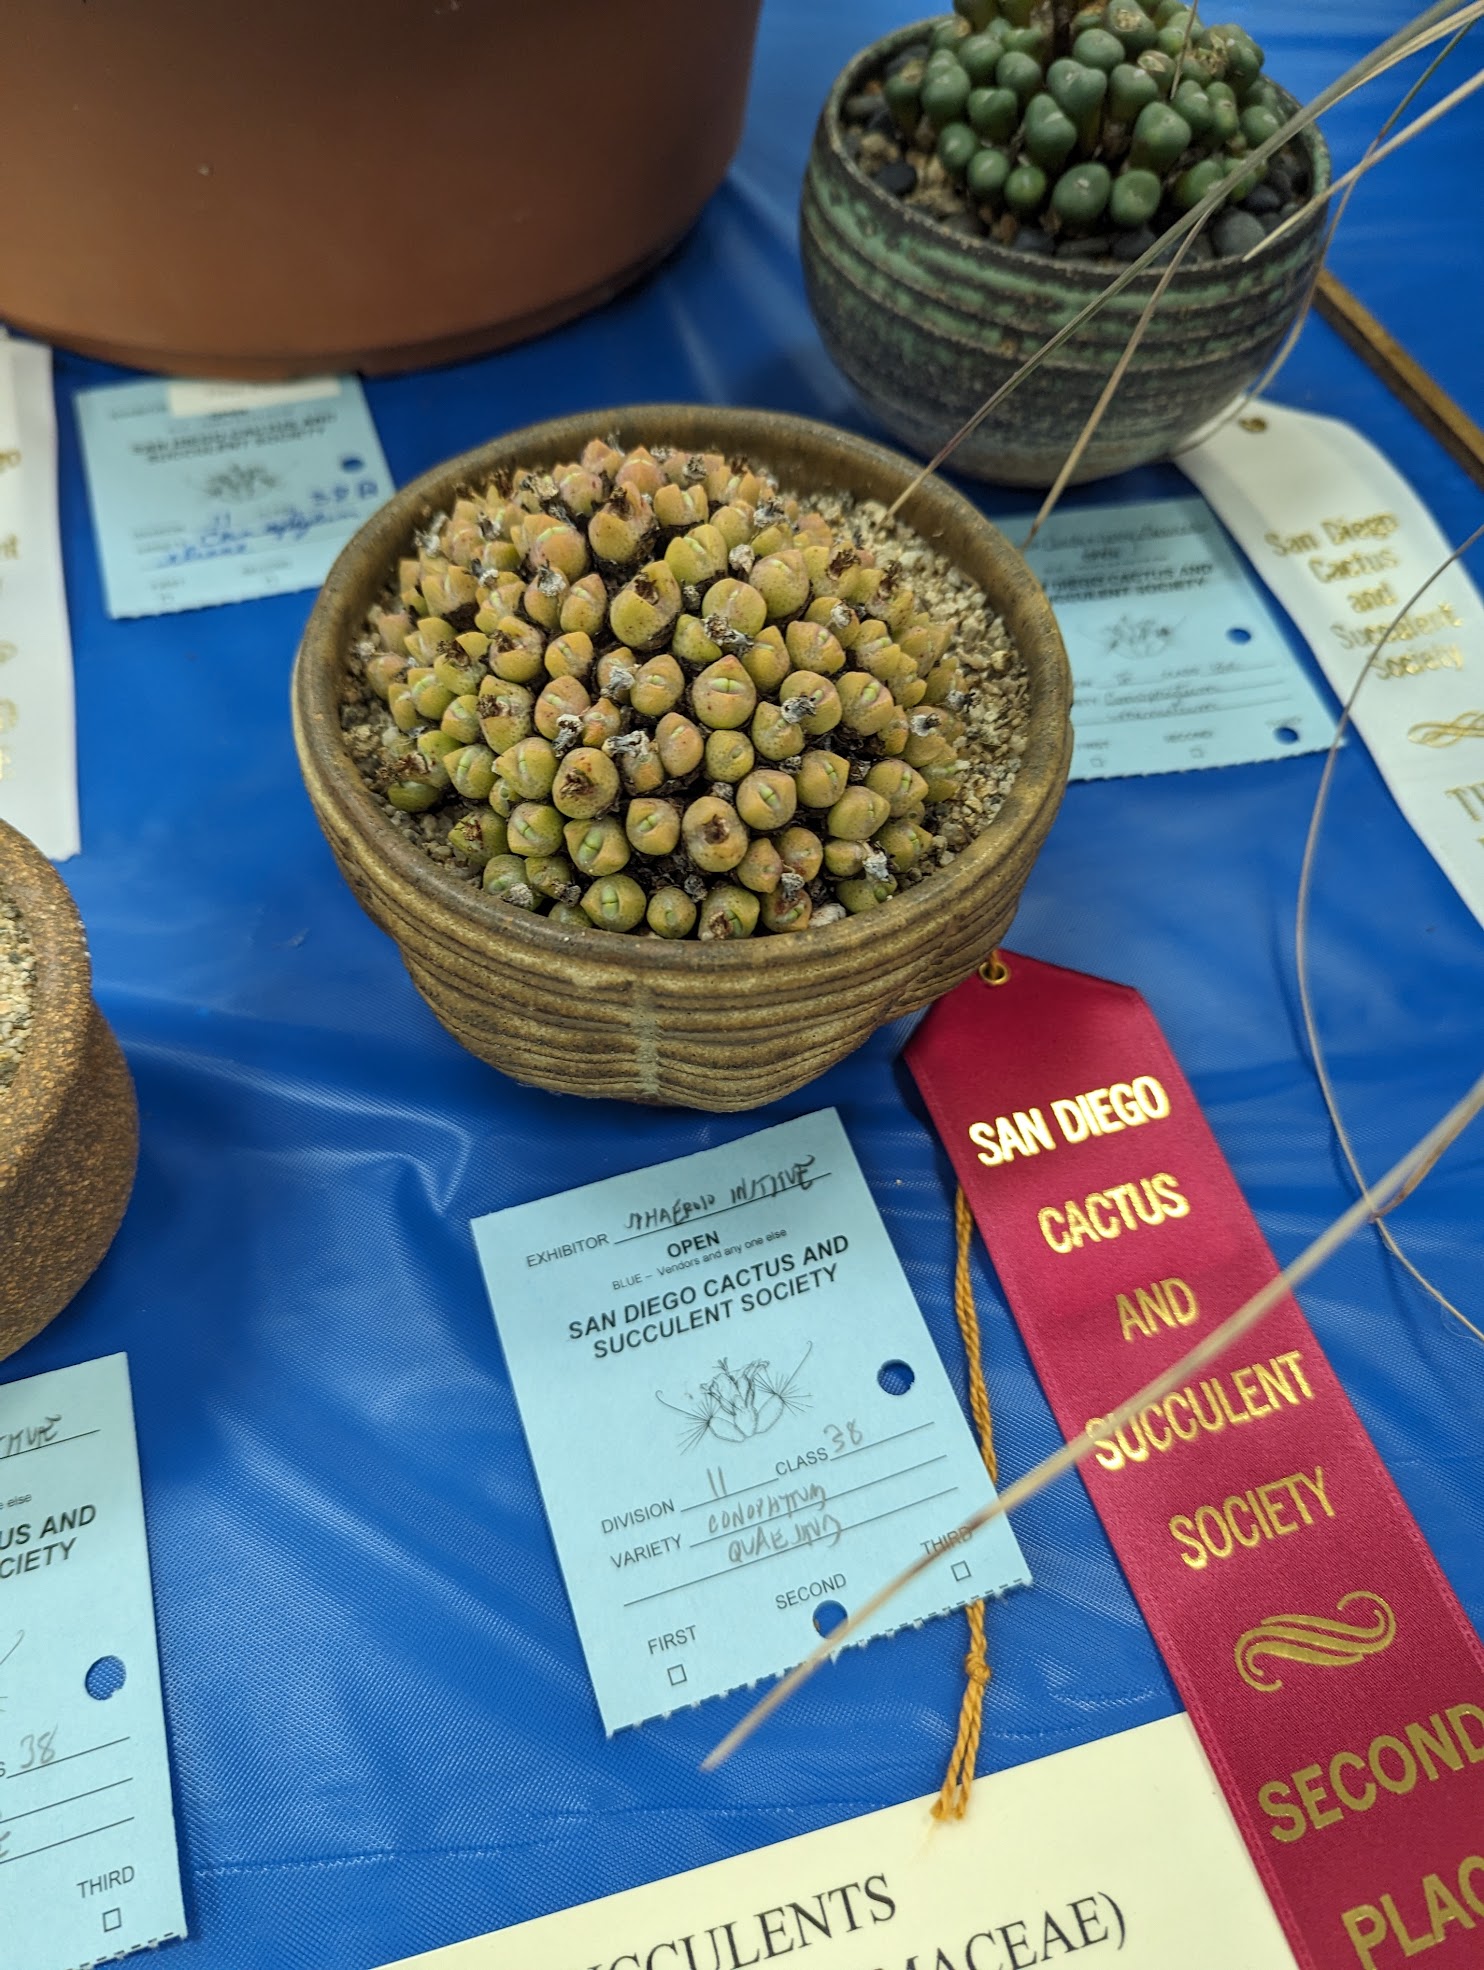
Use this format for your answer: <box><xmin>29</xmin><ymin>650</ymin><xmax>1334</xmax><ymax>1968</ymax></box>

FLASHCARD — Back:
<box><xmin>1408</xmin><ymin>709</ymin><xmax>1484</xmax><ymax>747</ymax></box>
<box><xmin>1235</xmin><ymin>1591</ymin><xmax>1396</xmax><ymax>1693</ymax></box>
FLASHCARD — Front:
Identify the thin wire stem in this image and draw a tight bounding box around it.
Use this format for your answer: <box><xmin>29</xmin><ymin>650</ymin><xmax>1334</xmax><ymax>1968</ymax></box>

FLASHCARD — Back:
<box><xmin>1170</xmin><ymin>0</ymin><xmax>1201</xmax><ymax>96</ymax></box>
<box><xmin>1023</xmin><ymin>218</ymin><xmax>1203</xmax><ymax>547</ymax></box>
<box><xmin>1175</xmin><ymin>16</ymin><xmax>1476</xmax><ymax>454</ymax></box>
<box><xmin>1294</xmin><ymin>521</ymin><xmax>1484</xmax><ymax>1348</ymax></box>
<box><xmin>1253</xmin><ymin>61</ymin><xmax>1484</xmax><ymax>258</ymax></box>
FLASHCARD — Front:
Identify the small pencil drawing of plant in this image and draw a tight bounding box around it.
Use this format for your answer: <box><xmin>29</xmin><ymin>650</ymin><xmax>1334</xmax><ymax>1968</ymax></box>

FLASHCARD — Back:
<box><xmin>1101</xmin><ymin>612</ymin><xmax>1176</xmax><ymax>659</ymax></box>
<box><xmin>201</xmin><ymin>463</ymin><xmax>281</xmax><ymax>503</ymax></box>
<box><xmin>657</xmin><ymin>1346</ymin><xmax>812</xmax><ymax>1450</ymax></box>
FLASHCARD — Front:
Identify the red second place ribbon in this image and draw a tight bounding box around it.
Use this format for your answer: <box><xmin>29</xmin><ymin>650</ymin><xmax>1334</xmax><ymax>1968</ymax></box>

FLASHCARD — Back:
<box><xmin>907</xmin><ymin>953</ymin><xmax>1484</xmax><ymax>1970</ymax></box>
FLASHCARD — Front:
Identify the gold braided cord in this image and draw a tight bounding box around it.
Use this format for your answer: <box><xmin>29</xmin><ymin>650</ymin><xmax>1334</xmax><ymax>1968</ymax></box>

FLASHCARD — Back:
<box><xmin>934</xmin><ymin>1186</ymin><xmax>999</xmax><ymax>1821</ymax></box>
<box><xmin>954</xmin><ymin>1187</ymin><xmax>998</xmax><ymax>1486</ymax></box>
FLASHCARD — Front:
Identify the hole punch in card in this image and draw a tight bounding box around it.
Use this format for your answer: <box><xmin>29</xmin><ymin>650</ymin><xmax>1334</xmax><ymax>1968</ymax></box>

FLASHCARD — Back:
<box><xmin>472</xmin><ymin>1109</ymin><xmax>1030</xmax><ymax>1734</ymax></box>
<box><xmin>0</xmin><ymin>1354</ymin><xmax>186</xmax><ymax>1970</ymax></box>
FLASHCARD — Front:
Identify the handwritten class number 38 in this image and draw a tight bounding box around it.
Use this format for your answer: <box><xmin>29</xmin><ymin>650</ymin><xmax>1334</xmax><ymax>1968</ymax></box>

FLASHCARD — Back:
<box><xmin>0</xmin><ymin>1725</ymin><xmax>57</xmax><ymax>1778</ymax></box>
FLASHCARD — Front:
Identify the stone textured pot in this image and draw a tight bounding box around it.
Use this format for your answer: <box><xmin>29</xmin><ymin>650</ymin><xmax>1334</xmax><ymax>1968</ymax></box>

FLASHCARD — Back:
<box><xmin>0</xmin><ymin>822</ymin><xmax>138</xmax><ymax>1361</ymax></box>
<box><xmin>801</xmin><ymin>19</ymin><xmax>1331</xmax><ymax>488</ymax></box>
<box><xmin>0</xmin><ymin>0</ymin><xmax>761</xmax><ymax>379</ymax></box>
<box><xmin>293</xmin><ymin>406</ymin><xmax>1072</xmax><ymax>1112</ymax></box>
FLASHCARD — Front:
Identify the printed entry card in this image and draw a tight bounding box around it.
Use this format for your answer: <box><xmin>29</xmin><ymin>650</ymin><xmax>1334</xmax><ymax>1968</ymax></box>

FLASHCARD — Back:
<box><xmin>0</xmin><ymin>1354</ymin><xmax>186</xmax><ymax>1970</ymax></box>
<box><xmin>999</xmin><ymin>494</ymin><xmax>1337</xmax><ymax>779</ymax></box>
<box><xmin>471</xmin><ymin>1110</ymin><xmax>1030</xmax><ymax>1734</ymax></box>
<box><xmin>74</xmin><ymin>373</ymin><xmax>394</xmax><ymax>617</ymax></box>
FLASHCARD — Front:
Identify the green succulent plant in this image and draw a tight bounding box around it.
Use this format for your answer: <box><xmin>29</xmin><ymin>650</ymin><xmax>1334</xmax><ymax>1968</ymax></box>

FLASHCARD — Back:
<box><xmin>356</xmin><ymin>442</ymin><xmax>973</xmax><ymax>940</ymax></box>
<box><xmin>885</xmin><ymin>0</ymin><xmax>1282</xmax><ymax>242</ymax></box>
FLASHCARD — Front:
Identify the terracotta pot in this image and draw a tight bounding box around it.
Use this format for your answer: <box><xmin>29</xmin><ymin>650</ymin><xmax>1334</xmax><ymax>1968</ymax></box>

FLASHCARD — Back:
<box><xmin>293</xmin><ymin>405</ymin><xmax>1073</xmax><ymax>1112</ymax></box>
<box><xmin>0</xmin><ymin>0</ymin><xmax>762</xmax><ymax>379</ymax></box>
<box><xmin>0</xmin><ymin>822</ymin><xmax>138</xmax><ymax>1362</ymax></box>
<box><xmin>801</xmin><ymin>20</ymin><xmax>1332</xmax><ymax>487</ymax></box>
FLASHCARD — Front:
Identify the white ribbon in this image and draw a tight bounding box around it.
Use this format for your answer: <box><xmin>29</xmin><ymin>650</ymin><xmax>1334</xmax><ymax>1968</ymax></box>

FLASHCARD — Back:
<box><xmin>0</xmin><ymin>336</ymin><xmax>80</xmax><ymax>860</ymax></box>
<box><xmin>1181</xmin><ymin>400</ymin><xmax>1484</xmax><ymax>932</ymax></box>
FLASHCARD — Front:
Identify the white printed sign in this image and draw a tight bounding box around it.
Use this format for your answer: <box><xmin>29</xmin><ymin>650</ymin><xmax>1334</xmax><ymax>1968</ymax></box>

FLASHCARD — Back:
<box><xmin>379</xmin><ymin>1714</ymin><xmax>1298</xmax><ymax>1970</ymax></box>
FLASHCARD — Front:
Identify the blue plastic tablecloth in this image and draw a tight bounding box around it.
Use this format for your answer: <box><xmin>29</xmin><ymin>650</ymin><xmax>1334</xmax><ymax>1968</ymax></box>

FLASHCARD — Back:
<box><xmin>7</xmin><ymin>5</ymin><xmax>1483</xmax><ymax>1965</ymax></box>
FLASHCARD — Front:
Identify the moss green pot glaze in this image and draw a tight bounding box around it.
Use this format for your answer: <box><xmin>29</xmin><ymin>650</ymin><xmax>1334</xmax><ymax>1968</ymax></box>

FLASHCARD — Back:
<box><xmin>801</xmin><ymin>17</ymin><xmax>1331</xmax><ymax>488</ymax></box>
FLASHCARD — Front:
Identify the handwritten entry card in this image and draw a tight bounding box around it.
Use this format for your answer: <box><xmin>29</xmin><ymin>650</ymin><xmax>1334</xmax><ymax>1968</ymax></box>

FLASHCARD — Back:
<box><xmin>1001</xmin><ymin>494</ymin><xmax>1336</xmax><ymax>779</ymax></box>
<box><xmin>0</xmin><ymin>1354</ymin><xmax>186</xmax><ymax>1969</ymax></box>
<box><xmin>471</xmin><ymin>1110</ymin><xmax>1029</xmax><ymax>1734</ymax></box>
<box><xmin>75</xmin><ymin>374</ymin><xmax>394</xmax><ymax>618</ymax></box>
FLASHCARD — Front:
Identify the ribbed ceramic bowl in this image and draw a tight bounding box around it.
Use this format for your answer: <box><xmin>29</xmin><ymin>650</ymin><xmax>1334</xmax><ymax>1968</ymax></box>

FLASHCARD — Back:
<box><xmin>0</xmin><ymin>820</ymin><xmax>138</xmax><ymax>1360</ymax></box>
<box><xmin>801</xmin><ymin>18</ymin><xmax>1331</xmax><ymax>487</ymax></box>
<box><xmin>293</xmin><ymin>406</ymin><xmax>1072</xmax><ymax>1111</ymax></box>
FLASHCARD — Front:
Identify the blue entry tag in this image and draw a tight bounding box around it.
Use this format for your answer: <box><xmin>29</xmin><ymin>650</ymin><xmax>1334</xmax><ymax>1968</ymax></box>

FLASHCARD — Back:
<box><xmin>74</xmin><ymin>374</ymin><xmax>393</xmax><ymax>618</ymax></box>
<box><xmin>471</xmin><ymin>1110</ymin><xmax>1030</xmax><ymax>1735</ymax></box>
<box><xmin>0</xmin><ymin>1355</ymin><xmax>186</xmax><ymax>1970</ymax></box>
<box><xmin>998</xmin><ymin>494</ymin><xmax>1338</xmax><ymax>778</ymax></box>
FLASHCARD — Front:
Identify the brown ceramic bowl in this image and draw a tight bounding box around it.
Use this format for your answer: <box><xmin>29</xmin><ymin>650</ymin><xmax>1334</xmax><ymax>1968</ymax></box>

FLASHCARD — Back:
<box><xmin>0</xmin><ymin>0</ymin><xmax>762</xmax><ymax>378</ymax></box>
<box><xmin>293</xmin><ymin>406</ymin><xmax>1072</xmax><ymax>1111</ymax></box>
<box><xmin>0</xmin><ymin>822</ymin><xmax>138</xmax><ymax>1361</ymax></box>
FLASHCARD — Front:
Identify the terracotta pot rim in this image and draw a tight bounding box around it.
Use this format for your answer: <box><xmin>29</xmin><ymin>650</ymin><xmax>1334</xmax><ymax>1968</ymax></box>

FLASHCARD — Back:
<box><xmin>824</xmin><ymin>15</ymin><xmax>1332</xmax><ymax>282</ymax></box>
<box><xmin>294</xmin><ymin>403</ymin><xmax>1072</xmax><ymax>977</ymax></box>
<box><xmin>0</xmin><ymin>820</ymin><xmax>93</xmax><ymax>1185</ymax></box>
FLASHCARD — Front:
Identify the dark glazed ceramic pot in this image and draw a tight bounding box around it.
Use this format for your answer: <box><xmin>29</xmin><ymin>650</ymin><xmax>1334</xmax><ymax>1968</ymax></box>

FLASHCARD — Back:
<box><xmin>801</xmin><ymin>18</ymin><xmax>1331</xmax><ymax>488</ymax></box>
<box><xmin>0</xmin><ymin>822</ymin><xmax>138</xmax><ymax>1361</ymax></box>
<box><xmin>293</xmin><ymin>406</ymin><xmax>1073</xmax><ymax>1113</ymax></box>
<box><xmin>0</xmin><ymin>0</ymin><xmax>762</xmax><ymax>378</ymax></box>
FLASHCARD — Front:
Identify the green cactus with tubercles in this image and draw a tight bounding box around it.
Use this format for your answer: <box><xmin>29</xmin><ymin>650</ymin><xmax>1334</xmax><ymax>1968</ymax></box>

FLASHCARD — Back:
<box><xmin>874</xmin><ymin>0</ymin><xmax>1283</xmax><ymax>249</ymax></box>
<box><xmin>353</xmin><ymin>443</ymin><xmax>974</xmax><ymax>937</ymax></box>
